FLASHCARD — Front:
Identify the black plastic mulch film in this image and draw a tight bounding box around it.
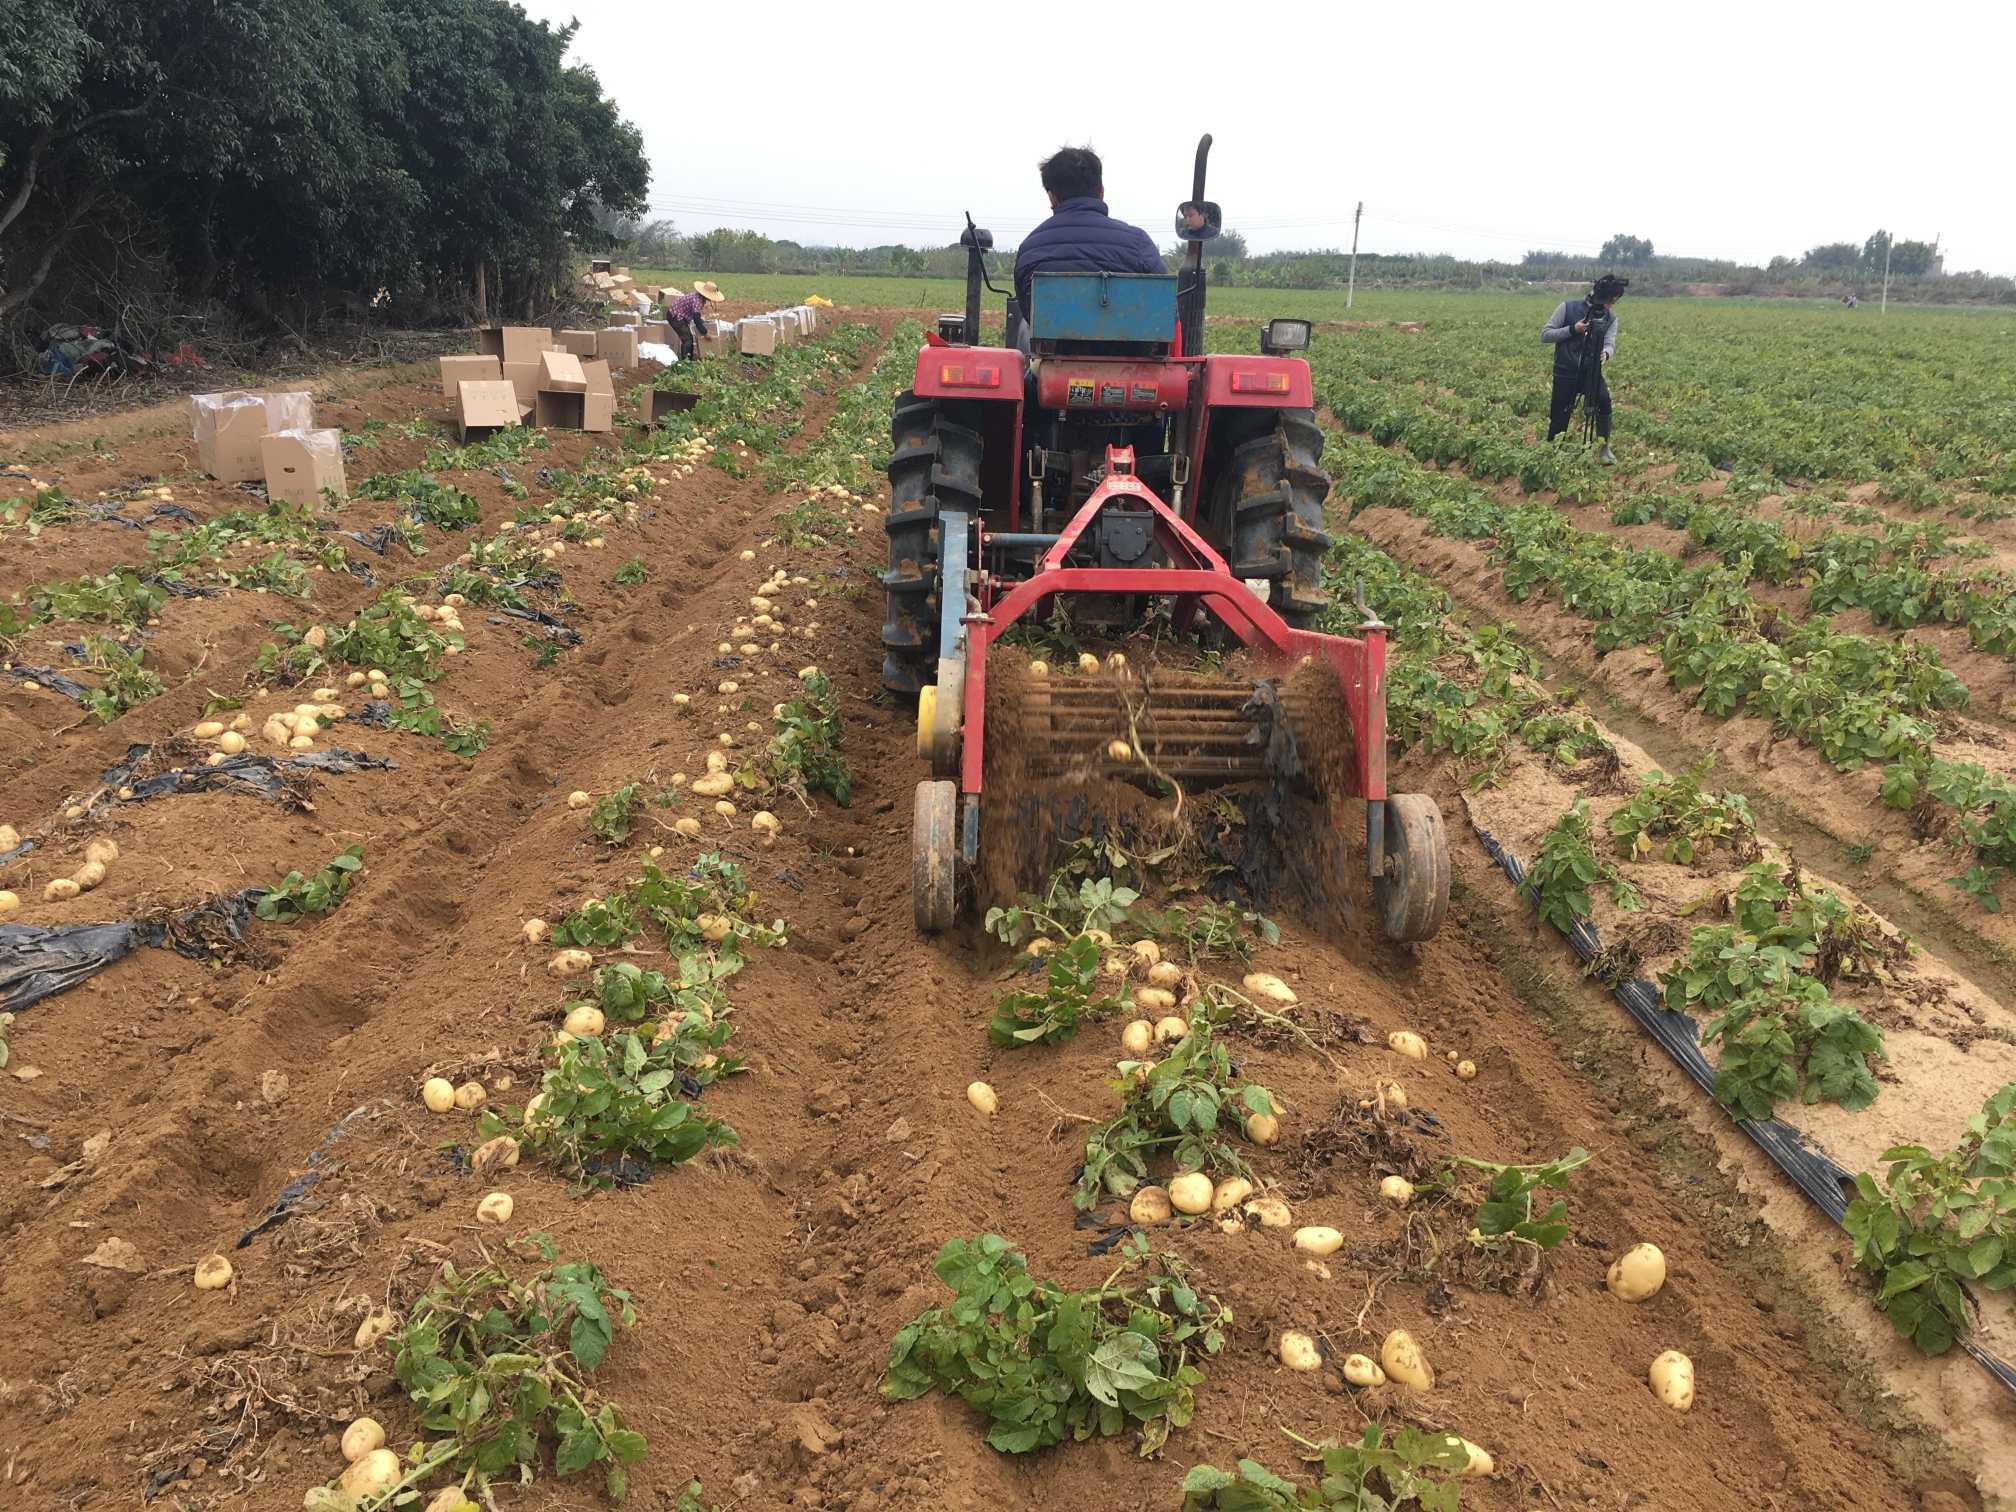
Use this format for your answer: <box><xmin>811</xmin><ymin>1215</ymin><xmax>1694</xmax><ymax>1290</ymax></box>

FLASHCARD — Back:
<box><xmin>1472</xmin><ymin>823</ymin><xmax>2016</xmax><ymax>1395</ymax></box>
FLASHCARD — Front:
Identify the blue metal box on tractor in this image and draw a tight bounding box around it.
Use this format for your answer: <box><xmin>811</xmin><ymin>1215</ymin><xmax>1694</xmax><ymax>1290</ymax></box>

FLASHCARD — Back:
<box><xmin>885</xmin><ymin>136</ymin><xmax>1449</xmax><ymax>945</ymax></box>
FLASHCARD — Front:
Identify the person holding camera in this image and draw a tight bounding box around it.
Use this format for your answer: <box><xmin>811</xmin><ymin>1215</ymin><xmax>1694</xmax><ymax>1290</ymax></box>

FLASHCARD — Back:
<box><xmin>1542</xmin><ymin>273</ymin><xmax>1628</xmax><ymax>463</ymax></box>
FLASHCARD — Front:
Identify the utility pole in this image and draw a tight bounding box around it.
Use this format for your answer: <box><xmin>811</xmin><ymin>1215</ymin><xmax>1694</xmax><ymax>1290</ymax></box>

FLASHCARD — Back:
<box><xmin>1880</xmin><ymin>233</ymin><xmax>1893</xmax><ymax>314</ymax></box>
<box><xmin>1346</xmin><ymin>201</ymin><xmax>1363</xmax><ymax>310</ymax></box>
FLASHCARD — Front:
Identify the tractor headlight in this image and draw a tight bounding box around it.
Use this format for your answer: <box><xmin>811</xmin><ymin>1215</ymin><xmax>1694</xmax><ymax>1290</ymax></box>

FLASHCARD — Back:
<box><xmin>1260</xmin><ymin>319</ymin><xmax>1312</xmax><ymax>355</ymax></box>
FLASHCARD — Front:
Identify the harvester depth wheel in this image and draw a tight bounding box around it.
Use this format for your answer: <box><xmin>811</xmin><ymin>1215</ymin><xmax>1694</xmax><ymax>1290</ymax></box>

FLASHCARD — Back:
<box><xmin>1221</xmin><ymin>408</ymin><xmax>1334</xmax><ymax>628</ymax></box>
<box><xmin>913</xmin><ymin>779</ymin><xmax>958</xmax><ymax>932</ymax></box>
<box><xmin>1377</xmin><ymin>793</ymin><xmax>1450</xmax><ymax>942</ymax></box>
<box><xmin>882</xmin><ymin>391</ymin><xmax>983</xmax><ymax>695</ymax></box>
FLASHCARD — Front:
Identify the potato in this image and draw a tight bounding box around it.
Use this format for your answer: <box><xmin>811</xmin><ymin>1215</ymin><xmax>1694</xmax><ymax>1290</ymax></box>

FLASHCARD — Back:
<box><xmin>1294</xmin><ymin>1225</ymin><xmax>1343</xmax><ymax>1256</ymax></box>
<box><xmin>1455</xmin><ymin>1059</ymin><xmax>1477</xmax><ymax>1081</ymax></box>
<box><xmin>522</xmin><ymin>918</ymin><xmax>549</xmax><ymax>943</ymax></box>
<box><xmin>1379</xmin><ymin>1081</ymin><xmax>1409</xmax><ymax>1110</ymax></box>
<box><xmin>751</xmin><ymin>811</ymin><xmax>780</xmax><ymax>836</ymax></box>
<box><xmin>472</xmin><ymin>1135</ymin><xmax>520</xmax><ymax>1177</ymax></box>
<box><xmin>84</xmin><ymin>837</ymin><xmax>120</xmax><ymax>865</ymax></box>
<box><xmin>1121</xmin><ymin>1019</ymin><xmax>1154</xmax><ymax>1056</ymax></box>
<box><xmin>1106</xmin><ymin>739</ymin><xmax>1133</xmax><ymax>762</ymax></box>
<box><xmin>354</xmin><ymin>1309</ymin><xmax>395</xmax><ymax>1350</ymax></box>
<box><xmin>1129</xmin><ymin>1186</ymin><xmax>1172</xmax><ymax>1224</ymax></box>
<box><xmin>476</xmin><ymin>1191</ymin><xmax>514</xmax><ymax>1226</ymax></box>
<box><xmin>289</xmin><ymin>735</ymin><xmax>315</xmax><ymax>751</ymax></box>
<box><xmin>423</xmin><ymin>1488</ymin><xmax>478</xmax><ymax>1512</ymax></box>
<box><xmin>1135</xmin><ymin>986</ymin><xmax>1176</xmax><ymax>1013</ymax></box>
<box><xmin>1106</xmin><ymin>652</ymin><xmax>1127</xmax><ymax>672</ymax></box>
<box><xmin>193</xmin><ymin>1253</ymin><xmax>234</xmax><ymax>1290</ymax></box>
<box><xmin>1380</xmin><ymin>1329</ymin><xmax>1433</xmax><ymax>1391</ymax></box>
<box><xmin>193</xmin><ymin>720</ymin><xmax>226</xmax><ymax>738</ymax></box>
<box><xmin>674</xmin><ymin>817</ymin><xmax>703</xmax><ymax>838</ymax></box>
<box><xmin>217</xmin><ymin>730</ymin><xmax>247</xmax><ymax>755</ymax></box>
<box><xmin>1027</xmin><ymin>659</ymin><xmax>1049</xmax><ymax>677</ymax></box>
<box><xmin>421</xmin><ymin>1077</ymin><xmax>456</xmax><ymax>1113</ymax></box>
<box><xmin>0</xmin><ymin>824</ymin><xmax>18</xmax><ymax>850</ymax></box>
<box><xmin>691</xmin><ymin>773</ymin><xmax>735</xmax><ymax>798</ymax></box>
<box><xmin>1242</xmin><ymin>972</ymin><xmax>1297</xmax><ymax>1005</ymax></box>
<box><xmin>72</xmin><ymin>860</ymin><xmax>107</xmax><ymax>890</ymax></box>
<box><xmin>1212</xmin><ymin>1176</ymin><xmax>1254</xmax><ymax>1212</ymax></box>
<box><xmin>341</xmin><ymin>1417</ymin><xmax>385</xmax><ymax>1463</ymax></box>
<box><xmin>0</xmin><ymin>891</ymin><xmax>19</xmax><ymax>918</ymax></box>
<box><xmin>713</xmin><ymin>800</ymin><xmax>737</xmax><ymax>818</ymax></box>
<box><xmin>1607</xmin><ymin>1243</ymin><xmax>1668</xmax><ymax>1303</ymax></box>
<box><xmin>452</xmin><ymin>1080</ymin><xmax>486</xmax><ymax>1111</ymax></box>
<box><xmin>1152</xmin><ymin>1015</ymin><xmax>1189</xmax><ymax>1044</ymax></box>
<box><xmin>1648</xmin><ymin>1349</ymin><xmax>1694</xmax><ymax>1411</ymax></box>
<box><xmin>294</xmin><ymin>715</ymin><xmax>320</xmax><ymax>738</ymax></box>
<box><xmin>1379</xmin><ymin>1175</ymin><xmax>1414</xmax><ymax>1207</ymax></box>
<box><xmin>1342</xmin><ymin>1353</ymin><xmax>1386</xmax><ymax>1388</ymax></box>
<box><xmin>562</xmin><ymin>1005</ymin><xmax>606</xmax><ymax>1037</ymax></box>
<box><xmin>1387</xmin><ymin>1030</ymin><xmax>1428</xmax><ymax>1059</ymax></box>
<box><xmin>547</xmin><ymin>948</ymin><xmax>593</xmax><ymax>978</ymax></box>
<box><xmin>1077</xmin><ymin>652</ymin><xmax>1100</xmax><ymax>673</ymax></box>
<box><xmin>301</xmin><ymin>625</ymin><xmax>327</xmax><ymax>651</ymax></box>
<box><xmin>696</xmin><ymin>913</ymin><xmax>732</xmax><ymax>943</ymax></box>
<box><xmin>965</xmin><ymin>1081</ymin><xmax>998</xmax><ymax>1116</ymax></box>
<box><xmin>1145</xmin><ymin>960</ymin><xmax>1183</xmax><ymax>990</ymax></box>
<box><xmin>1278</xmin><ymin>1330</ymin><xmax>1323</xmax><ymax>1372</ymax></box>
<box><xmin>1245</xmin><ymin>1112</ymin><xmax>1281</xmax><ymax>1146</ymax></box>
<box><xmin>1083</xmin><ymin>928</ymin><xmax>1113</xmax><ymax>947</ymax></box>
<box><xmin>345</xmin><ymin>671</ymin><xmax>368</xmax><ymax>688</ymax></box>
<box><xmin>1244</xmin><ymin>1196</ymin><xmax>1293</xmax><ymax>1228</ymax></box>
<box><xmin>43</xmin><ymin>878</ymin><xmax>81</xmax><ymax>902</ymax></box>
<box><xmin>1451</xmin><ymin>1438</ymin><xmax>1495</xmax><ymax>1478</ymax></box>
<box><xmin>522</xmin><ymin>1093</ymin><xmax>549</xmax><ymax>1129</ymax></box>
<box><xmin>1168</xmin><ymin>1171</ymin><xmax>1213</xmax><ymax>1214</ymax></box>
<box><xmin>717</xmin><ymin>679</ymin><xmax>739</xmax><ymax>694</ymax></box>
<box><xmin>338</xmin><ymin>1448</ymin><xmax>401</xmax><ymax>1499</ymax></box>
<box><xmin>566</xmin><ymin>790</ymin><xmax>592</xmax><ymax>809</ymax></box>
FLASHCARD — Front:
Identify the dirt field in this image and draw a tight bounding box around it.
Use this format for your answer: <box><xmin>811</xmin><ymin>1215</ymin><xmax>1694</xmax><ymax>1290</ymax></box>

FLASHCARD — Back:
<box><xmin>0</xmin><ymin>310</ymin><xmax>2006</xmax><ymax>1511</ymax></box>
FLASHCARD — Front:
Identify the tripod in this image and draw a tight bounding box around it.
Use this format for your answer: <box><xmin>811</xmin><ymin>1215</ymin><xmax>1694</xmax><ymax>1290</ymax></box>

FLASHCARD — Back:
<box><xmin>1572</xmin><ymin>318</ymin><xmax>1609</xmax><ymax>449</ymax></box>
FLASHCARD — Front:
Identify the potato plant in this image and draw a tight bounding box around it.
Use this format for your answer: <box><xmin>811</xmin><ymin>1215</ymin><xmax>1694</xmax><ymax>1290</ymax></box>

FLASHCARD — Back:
<box><xmin>1518</xmin><ymin>799</ymin><xmax>1641</xmax><ymax>932</ymax></box>
<box><xmin>765</xmin><ymin>670</ymin><xmax>850</xmax><ymax>807</ymax></box>
<box><xmin>988</xmin><ymin>934</ymin><xmax>1124</xmax><ymax>1048</ymax></box>
<box><xmin>1182</xmin><ymin>1426</ymin><xmax>1474</xmax><ymax>1510</ymax></box>
<box><xmin>1439</xmin><ymin>1147</ymin><xmax>1591</xmax><ymax>1252</ymax></box>
<box><xmin>1075</xmin><ymin>1016</ymin><xmax>1275</xmax><ymax>1210</ymax></box>
<box><xmin>1608</xmin><ymin>762</ymin><xmax>1758</xmax><ymax>865</ymax></box>
<box><xmin>505</xmin><ymin>1031</ymin><xmax>738</xmax><ymax>1189</ymax></box>
<box><xmin>255</xmin><ymin>843</ymin><xmax>365</xmax><ymax>921</ymax></box>
<box><xmin>589</xmin><ymin>784</ymin><xmax>643</xmax><ymax>845</ymax></box>
<box><xmin>1845</xmin><ymin>1082</ymin><xmax>2016</xmax><ymax>1355</ymax></box>
<box><xmin>882</xmin><ymin>1232</ymin><xmax>1228</xmax><ymax>1457</ymax></box>
<box><xmin>77</xmin><ymin>633</ymin><xmax>165</xmax><ymax>723</ymax></box>
<box><xmin>547</xmin><ymin>855</ymin><xmax>785</xmax><ymax>956</ymax></box>
<box><xmin>368</xmin><ymin>1237</ymin><xmax>646</xmax><ymax>1505</ymax></box>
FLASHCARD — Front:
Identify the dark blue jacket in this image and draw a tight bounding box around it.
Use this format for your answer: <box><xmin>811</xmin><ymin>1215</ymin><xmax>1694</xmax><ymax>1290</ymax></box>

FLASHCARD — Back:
<box><xmin>1013</xmin><ymin>197</ymin><xmax>1166</xmax><ymax>322</ymax></box>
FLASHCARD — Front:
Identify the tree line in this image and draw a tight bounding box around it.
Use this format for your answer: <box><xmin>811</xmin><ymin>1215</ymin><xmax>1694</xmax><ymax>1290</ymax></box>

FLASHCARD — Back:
<box><xmin>622</xmin><ymin>218</ymin><xmax>2010</xmax><ymax>306</ymax></box>
<box><xmin>1</xmin><ymin>0</ymin><xmax>648</xmax><ymax>365</ymax></box>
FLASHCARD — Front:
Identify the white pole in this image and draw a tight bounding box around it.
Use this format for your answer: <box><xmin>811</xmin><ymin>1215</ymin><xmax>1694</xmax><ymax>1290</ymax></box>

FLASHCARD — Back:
<box><xmin>1346</xmin><ymin>201</ymin><xmax>1363</xmax><ymax>310</ymax></box>
<box><xmin>1881</xmin><ymin>234</ymin><xmax>1892</xmax><ymax>314</ymax></box>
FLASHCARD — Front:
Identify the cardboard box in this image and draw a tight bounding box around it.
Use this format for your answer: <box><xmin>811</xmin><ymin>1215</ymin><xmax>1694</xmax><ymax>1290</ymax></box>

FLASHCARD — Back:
<box><xmin>261</xmin><ymin>428</ymin><xmax>347</xmax><ymax>506</ymax></box>
<box><xmin>190</xmin><ymin>390</ymin><xmax>314</xmax><ymax>482</ymax></box>
<box><xmin>608</xmin><ymin>310</ymin><xmax>640</xmax><ymax>327</ymax></box>
<box><xmin>457</xmin><ymin>379</ymin><xmax>523</xmax><ymax>441</ymax></box>
<box><xmin>558</xmin><ymin>329</ymin><xmax>598</xmax><ymax>357</ymax></box>
<box><xmin>501</xmin><ymin>360</ymin><xmax>541</xmax><ymax>412</ymax></box>
<box><xmin>737</xmin><ymin>318</ymin><xmax>777</xmax><ymax>357</ymax></box>
<box><xmin>534</xmin><ymin>390</ymin><xmax>585</xmax><ymax>430</ymax></box>
<box><xmin>772</xmin><ymin>315</ymin><xmax>796</xmax><ymax>347</ymax></box>
<box><xmin>589</xmin><ymin>257</ymin><xmax>612</xmax><ymax>274</ymax></box>
<box><xmin>579</xmin><ymin>358</ymin><xmax>614</xmax><ymax>432</ymax></box>
<box><xmin>439</xmin><ymin>354</ymin><xmax>502</xmax><ymax>398</ymax></box>
<box><xmin>597</xmin><ymin>328</ymin><xmax>639</xmax><ymax>367</ymax></box>
<box><xmin>582</xmin><ymin>358</ymin><xmax>613</xmax><ymax>397</ymax></box>
<box><xmin>613</xmin><ymin>266</ymin><xmax>630</xmax><ymax>279</ymax></box>
<box><xmin>475</xmin><ymin>326</ymin><xmax>552</xmax><ymax>364</ymax></box>
<box><xmin>797</xmin><ymin>304</ymin><xmax>818</xmax><ymax>333</ymax></box>
<box><xmin>640</xmin><ymin>321</ymin><xmax>670</xmax><ymax>344</ymax></box>
<box><xmin>656</xmin><ymin>286</ymin><xmax>683</xmax><ymax>305</ymax></box>
<box><xmin>539</xmin><ymin>350</ymin><xmax>587</xmax><ymax>394</ymax></box>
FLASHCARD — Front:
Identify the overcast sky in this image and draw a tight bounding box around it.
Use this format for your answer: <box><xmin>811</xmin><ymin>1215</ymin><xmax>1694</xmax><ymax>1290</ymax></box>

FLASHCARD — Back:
<box><xmin>518</xmin><ymin>1</ymin><xmax>2012</xmax><ymax>276</ymax></box>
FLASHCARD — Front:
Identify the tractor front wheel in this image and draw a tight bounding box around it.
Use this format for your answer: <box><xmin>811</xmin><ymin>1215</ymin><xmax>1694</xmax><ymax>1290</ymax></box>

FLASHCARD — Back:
<box><xmin>1376</xmin><ymin>792</ymin><xmax>1450</xmax><ymax>942</ymax></box>
<box><xmin>1220</xmin><ymin>408</ymin><xmax>1334</xmax><ymax>628</ymax></box>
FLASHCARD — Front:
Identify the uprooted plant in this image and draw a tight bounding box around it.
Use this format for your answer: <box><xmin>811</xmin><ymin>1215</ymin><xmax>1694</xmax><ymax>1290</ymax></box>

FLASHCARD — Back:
<box><xmin>1436</xmin><ymin>1147</ymin><xmax>1591</xmax><ymax>1253</ymax></box>
<box><xmin>989</xmin><ymin>933</ymin><xmax>1127</xmax><ymax>1048</ymax></box>
<box><xmin>882</xmin><ymin>1232</ymin><xmax>1228</xmax><ymax>1457</ymax></box>
<box><xmin>308</xmin><ymin>1235</ymin><xmax>646</xmax><ymax>1508</ymax></box>
<box><xmin>1182</xmin><ymin>1425</ymin><xmax>1478</xmax><ymax>1509</ymax></box>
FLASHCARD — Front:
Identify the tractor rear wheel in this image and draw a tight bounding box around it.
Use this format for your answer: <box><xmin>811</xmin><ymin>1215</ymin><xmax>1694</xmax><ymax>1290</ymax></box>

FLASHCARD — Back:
<box><xmin>1221</xmin><ymin>408</ymin><xmax>1334</xmax><ymax>628</ymax></box>
<box><xmin>882</xmin><ymin>391</ymin><xmax>984</xmax><ymax>695</ymax></box>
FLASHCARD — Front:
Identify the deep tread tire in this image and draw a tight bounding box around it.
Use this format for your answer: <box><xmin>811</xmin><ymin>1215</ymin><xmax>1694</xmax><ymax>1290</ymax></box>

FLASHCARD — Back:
<box><xmin>883</xmin><ymin>390</ymin><xmax>983</xmax><ymax>694</ymax></box>
<box><xmin>1221</xmin><ymin>409</ymin><xmax>1334</xmax><ymax>628</ymax></box>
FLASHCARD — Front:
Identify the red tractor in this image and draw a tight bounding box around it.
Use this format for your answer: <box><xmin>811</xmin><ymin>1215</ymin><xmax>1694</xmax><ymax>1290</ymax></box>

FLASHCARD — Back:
<box><xmin>885</xmin><ymin>136</ymin><xmax>1448</xmax><ymax>943</ymax></box>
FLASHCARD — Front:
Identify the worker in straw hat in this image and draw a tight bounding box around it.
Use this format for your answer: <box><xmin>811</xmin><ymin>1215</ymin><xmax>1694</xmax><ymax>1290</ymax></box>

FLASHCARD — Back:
<box><xmin>665</xmin><ymin>281</ymin><xmax>725</xmax><ymax>361</ymax></box>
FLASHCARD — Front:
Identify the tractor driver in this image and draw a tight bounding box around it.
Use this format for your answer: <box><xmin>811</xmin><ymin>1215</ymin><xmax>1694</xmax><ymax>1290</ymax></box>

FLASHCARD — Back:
<box><xmin>1013</xmin><ymin>146</ymin><xmax>1167</xmax><ymax>325</ymax></box>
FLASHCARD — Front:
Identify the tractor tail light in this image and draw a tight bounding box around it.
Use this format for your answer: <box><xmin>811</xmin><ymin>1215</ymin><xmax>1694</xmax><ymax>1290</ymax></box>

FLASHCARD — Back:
<box><xmin>939</xmin><ymin>364</ymin><xmax>1002</xmax><ymax>388</ymax></box>
<box><xmin>1229</xmin><ymin>370</ymin><xmax>1291</xmax><ymax>394</ymax></box>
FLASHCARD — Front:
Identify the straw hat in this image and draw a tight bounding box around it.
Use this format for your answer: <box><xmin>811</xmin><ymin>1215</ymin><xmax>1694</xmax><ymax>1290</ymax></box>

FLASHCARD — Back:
<box><xmin>693</xmin><ymin>280</ymin><xmax>725</xmax><ymax>302</ymax></box>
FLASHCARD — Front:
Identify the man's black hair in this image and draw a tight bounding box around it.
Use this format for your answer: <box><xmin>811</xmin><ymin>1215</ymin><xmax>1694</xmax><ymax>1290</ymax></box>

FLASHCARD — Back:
<box><xmin>1040</xmin><ymin>146</ymin><xmax>1104</xmax><ymax>202</ymax></box>
<box><xmin>1591</xmin><ymin>273</ymin><xmax>1630</xmax><ymax>302</ymax></box>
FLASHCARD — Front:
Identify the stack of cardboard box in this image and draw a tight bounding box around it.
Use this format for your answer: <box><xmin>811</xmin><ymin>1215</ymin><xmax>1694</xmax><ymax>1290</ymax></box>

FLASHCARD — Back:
<box><xmin>190</xmin><ymin>389</ymin><xmax>347</xmax><ymax>503</ymax></box>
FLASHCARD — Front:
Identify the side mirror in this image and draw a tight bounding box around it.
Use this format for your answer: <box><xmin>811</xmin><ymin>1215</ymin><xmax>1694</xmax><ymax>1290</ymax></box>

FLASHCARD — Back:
<box><xmin>1174</xmin><ymin>201</ymin><xmax>1222</xmax><ymax>242</ymax></box>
